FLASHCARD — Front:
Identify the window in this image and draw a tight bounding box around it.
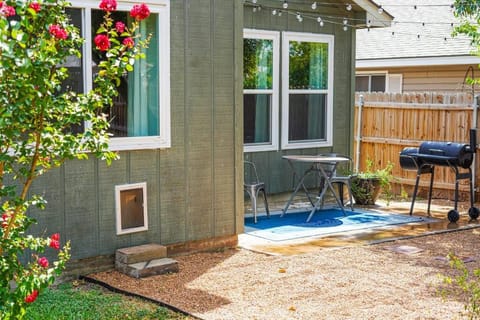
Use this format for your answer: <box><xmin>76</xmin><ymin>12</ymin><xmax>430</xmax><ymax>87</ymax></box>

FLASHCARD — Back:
<box><xmin>66</xmin><ymin>1</ymin><xmax>170</xmax><ymax>150</ymax></box>
<box><xmin>281</xmin><ymin>32</ymin><xmax>334</xmax><ymax>149</ymax></box>
<box><xmin>243</xmin><ymin>29</ymin><xmax>279</xmax><ymax>152</ymax></box>
<box><xmin>355</xmin><ymin>73</ymin><xmax>402</xmax><ymax>93</ymax></box>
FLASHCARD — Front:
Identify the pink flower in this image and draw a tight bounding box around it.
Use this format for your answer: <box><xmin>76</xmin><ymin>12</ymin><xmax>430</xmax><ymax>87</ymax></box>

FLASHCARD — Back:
<box><xmin>130</xmin><ymin>3</ymin><xmax>150</xmax><ymax>21</ymax></box>
<box><xmin>94</xmin><ymin>34</ymin><xmax>110</xmax><ymax>51</ymax></box>
<box><xmin>115</xmin><ymin>21</ymin><xmax>125</xmax><ymax>33</ymax></box>
<box><xmin>49</xmin><ymin>239</ymin><xmax>60</xmax><ymax>249</ymax></box>
<box><xmin>38</xmin><ymin>257</ymin><xmax>49</xmax><ymax>268</ymax></box>
<box><xmin>99</xmin><ymin>0</ymin><xmax>116</xmax><ymax>12</ymax></box>
<box><xmin>49</xmin><ymin>24</ymin><xmax>68</xmax><ymax>40</ymax></box>
<box><xmin>122</xmin><ymin>37</ymin><xmax>134</xmax><ymax>48</ymax></box>
<box><xmin>49</xmin><ymin>233</ymin><xmax>60</xmax><ymax>249</ymax></box>
<box><xmin>25</xmin><ymin>290</ymin><xmax>39</xmax><ymax>303</ymax></box>
<box><xmin>29</xmin><ymin>1</ymin><xmax>40</xmax><ymax>13</ymax></box>
<box><xmin>0</xmin><ymin>3</ymin><xmax>15</xmax><ymax>17</ymax></box>
<box><xmin>1</xmin><ymin>213</ymin><xmax>9</xmax><ymax>228</ymax></box>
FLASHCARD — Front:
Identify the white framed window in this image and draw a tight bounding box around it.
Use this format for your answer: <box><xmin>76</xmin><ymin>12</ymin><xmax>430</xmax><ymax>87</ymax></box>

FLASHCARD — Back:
<box><xmin>281</xmin><ymin>32</ymin><xmax>334</xmax><ymax>150</ymax></box>
<box><xmin>243</xmin><ymin>29</ymin><xmax>280</xmax><ymax>152</ymax></box>
<box><xmin>355</xmin><ymin>72</ymin><xmax>402</xmax><ymax>93</ymax></box>
<box><xmin>115</xmin><ymin>182</ymin><xmax>148</xmax><ymax>235</ymax></box>
<box><xmin>67</xmin><ymin>1</ymin><xmax>170</xmax><ymax>151</ymax></box>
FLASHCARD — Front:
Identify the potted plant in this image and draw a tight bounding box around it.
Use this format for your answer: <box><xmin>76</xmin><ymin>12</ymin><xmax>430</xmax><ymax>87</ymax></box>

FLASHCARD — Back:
<box><xmin>351</xmin><ymin>160</ymin><xmax>395</xmax><ymax>205</ymax></box>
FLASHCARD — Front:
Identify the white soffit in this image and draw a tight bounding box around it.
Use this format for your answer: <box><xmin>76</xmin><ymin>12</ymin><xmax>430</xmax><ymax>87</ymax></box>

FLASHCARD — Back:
<box><xmin>357</xmin><ymin>55</ymin><xmax>480</xmax><ymax>68</ymax></box>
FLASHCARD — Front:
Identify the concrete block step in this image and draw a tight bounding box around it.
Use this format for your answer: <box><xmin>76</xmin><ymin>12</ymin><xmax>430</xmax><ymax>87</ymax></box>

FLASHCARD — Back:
<box><xmin>116</xmin><ymin>243</ymin><xmax>167</xmax><ymax>265</ymax></box>
<box><xmin>115</xmin><ymin>258</ymin><xmax>179</xmax><ymax>278</ymax></box>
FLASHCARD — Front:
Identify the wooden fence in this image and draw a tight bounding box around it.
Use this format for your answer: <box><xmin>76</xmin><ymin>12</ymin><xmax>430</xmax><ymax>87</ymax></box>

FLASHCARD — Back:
<box><xmin>354</xmin><ymin>92</ymin><xmax>479</xmax><ymax>198</ymax></box>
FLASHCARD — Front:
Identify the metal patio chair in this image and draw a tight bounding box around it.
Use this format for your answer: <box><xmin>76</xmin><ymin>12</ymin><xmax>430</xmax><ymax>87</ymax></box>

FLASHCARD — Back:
<box><xmin>244</xmin><ymin>160</ymin><xmax>270</xmax><ymax>223</ymax></box>
<box><xmin>317</xmin><ymin>153</ymin><xmax>355</xmax><ymax>210</ymax></box>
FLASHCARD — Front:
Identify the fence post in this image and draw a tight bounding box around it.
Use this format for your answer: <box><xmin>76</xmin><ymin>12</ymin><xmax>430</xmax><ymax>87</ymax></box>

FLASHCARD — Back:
<box><xmin>355</xmin><ymin>95</ymin><xmax>364</xmax><ymax>172</ymax></box>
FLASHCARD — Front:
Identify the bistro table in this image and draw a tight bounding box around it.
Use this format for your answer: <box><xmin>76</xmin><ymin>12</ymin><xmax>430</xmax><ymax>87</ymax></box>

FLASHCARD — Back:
<box><xmin>281</xmin><ymin>154</ymin><xmax>351</xmax><ymax>222</ymax></box>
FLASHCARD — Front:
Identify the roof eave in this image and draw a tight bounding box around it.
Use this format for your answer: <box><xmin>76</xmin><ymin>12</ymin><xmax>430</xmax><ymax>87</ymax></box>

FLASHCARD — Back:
<box><xmin>356</xmin><ymin>55</ymin><xmax>480</xmax><ymax>68</ymax></box>
<box><xmin>353</xmin><ymin>0</ymin><xmax>393</xmax><ymax>28</ymax></box>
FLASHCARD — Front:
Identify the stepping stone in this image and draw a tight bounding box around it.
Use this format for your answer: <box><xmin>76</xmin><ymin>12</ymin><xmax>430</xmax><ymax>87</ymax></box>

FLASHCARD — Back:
<box><xmin>116</xmin><ymin>243</ymin><xmax>167</xmax><ymax>265</ymax></box>
<box><xmin>386</xmin><ymin>245</ymin><xmax>424</xmax><ymax>254</ymax></box>
<box><xmin>115</xmin><ymin>243</ymin><xmax>178</xmax><ymax>278</ymax></box>
<box><xmin>116</xmin><ymin>258</ymin><xmax>179</xmax><ymax>278</ymax></box>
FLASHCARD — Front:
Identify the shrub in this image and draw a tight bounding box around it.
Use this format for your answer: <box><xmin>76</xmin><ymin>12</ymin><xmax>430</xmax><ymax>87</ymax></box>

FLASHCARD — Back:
<box><xmin>0</xmin><ymin>0</ymin><xmax>150</xmax><ymax>318</ymax></box>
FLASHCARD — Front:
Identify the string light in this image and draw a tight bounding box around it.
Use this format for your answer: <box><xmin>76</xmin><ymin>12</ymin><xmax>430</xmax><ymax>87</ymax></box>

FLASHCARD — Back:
<box><xmin>245</xmin><ymin>1</ymin><xmax>473</xmax><ymax>43</ymax></box>
<box><xmin>346</xmin><ymin>4</ymin><xmax>352</xmax><ymax>11</ymax></box>
<box><xmin>378</xmin><ymin>6</ymin><xmax>383</xmax><ymax>14</ymax></box>
<box><xmin>311</xmin><ymin>2</ymin><xmax>317</xmax><ymax>10</ymax></box>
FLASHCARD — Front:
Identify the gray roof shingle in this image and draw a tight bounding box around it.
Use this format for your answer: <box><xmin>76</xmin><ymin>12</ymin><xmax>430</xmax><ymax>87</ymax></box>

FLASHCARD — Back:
<box><xmin>356</xmin><ymin>0</ymin><xmax>476</xmax><ymax>61</ymax></box>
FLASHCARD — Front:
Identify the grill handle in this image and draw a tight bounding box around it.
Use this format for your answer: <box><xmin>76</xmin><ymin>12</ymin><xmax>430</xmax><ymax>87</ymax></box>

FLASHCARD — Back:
<box><xmin>470</xmin><ymin>128</ymin><xmax>477</xmax><ymax>152</ymax></box>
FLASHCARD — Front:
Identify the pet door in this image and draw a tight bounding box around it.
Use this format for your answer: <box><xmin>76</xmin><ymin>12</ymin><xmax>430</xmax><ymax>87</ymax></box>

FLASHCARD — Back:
<box><xmin>115</xmin><ymin>182</ymin><xmax>148</xmax><ymax>235</ymax></box>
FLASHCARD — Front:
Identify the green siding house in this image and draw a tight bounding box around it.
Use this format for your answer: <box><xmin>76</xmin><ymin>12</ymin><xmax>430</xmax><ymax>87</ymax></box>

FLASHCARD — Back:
<box><xmin>27</xmin><ymin>0</ymin><xmax>391</xmax><ymax>271</ymax></box>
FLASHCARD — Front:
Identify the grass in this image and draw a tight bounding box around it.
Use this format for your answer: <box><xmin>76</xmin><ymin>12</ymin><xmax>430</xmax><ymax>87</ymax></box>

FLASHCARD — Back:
<box><xmin>25</xmin><ymin>281</ymin><xmax>191</xmax><ymax>320</ymax></box>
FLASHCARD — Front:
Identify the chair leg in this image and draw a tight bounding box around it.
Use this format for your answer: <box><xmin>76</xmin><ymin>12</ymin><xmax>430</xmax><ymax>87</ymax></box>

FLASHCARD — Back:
<box><xmin>251</xmin><ymin>192</ymin><xmax>258</xmax><ymax>224</ymax></box>
<box><xmin>346</xmin><ymin>183</ymin><xmax>354</xmax><ymax>211</ymax></box>
<box><xmin>260</xmin><ymin>188</ymin><xmax>270</xmax><ymax>218</ymax></box>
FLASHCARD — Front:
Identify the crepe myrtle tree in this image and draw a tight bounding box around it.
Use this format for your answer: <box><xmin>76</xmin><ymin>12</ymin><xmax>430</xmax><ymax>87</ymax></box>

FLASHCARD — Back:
<box><xmin>453</xmin><ymin>0</ymin><xmax>480</xmax><ymax>85</ymax></box>
<box><xmin>0</xmin><ymin>0</ymin><xmax>151</xmax><ymax>318</ymax></box>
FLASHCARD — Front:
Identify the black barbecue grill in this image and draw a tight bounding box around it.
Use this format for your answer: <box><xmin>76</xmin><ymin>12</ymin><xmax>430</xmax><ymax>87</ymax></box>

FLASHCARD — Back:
<box><xmin>399</xmin><ymin>129</ymin><xmax>479</xmax><ymax>222</ymax></box>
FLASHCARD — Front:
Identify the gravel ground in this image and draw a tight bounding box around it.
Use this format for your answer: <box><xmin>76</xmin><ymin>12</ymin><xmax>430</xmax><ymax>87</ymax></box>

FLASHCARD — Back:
<box><xmin>90</xmin><ymin>226</ymin><xmax>480</xmax><ymax>320</ymax></box>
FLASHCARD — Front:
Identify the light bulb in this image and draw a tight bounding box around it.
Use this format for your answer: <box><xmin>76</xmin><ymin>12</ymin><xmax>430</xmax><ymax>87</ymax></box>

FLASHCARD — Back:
<box><xmin>252</xmin><ymin>0</ymin><xmax>257</xmax><ymax>3</ymax></box>
<box><xmin>283</xmin><ymin>1</ymin><xmax>288</xmax><ymax>9</ymax></box>
<box><xmin>320</xmin><ymin>20</ymin><xmax>324</xmax><ymax>27</ymax></box>
<box><xmin>296</xmin><ymin>13</ymin><xmax>303</xmax><ymax>22</ymax></box>
<box><xmin>343</xmin><ymin>25</ymin><xmax>348</xmax><ymax>31</ymax></box>
<box><xmin>378</xmin><ymin>6</ymin><xmax>383</xmax><ymax>14</ymax></box>
<box><xmin>253</xmin><ymin>7</ymin><xmax>257</xmax><ymax>12</ymax></box>
<box><xmin>317</xmin><ymin>16</ymin><xmax>322</xmax><ymax>23</ymax></box>
<box><xmin>311</xmin><ymin>2</ymin><xmax>317</xmax><ymax>10</ymax></box>
<box><xmin>278</xmin><ymin>10</ymin><xmax>282</xmax><ymax>16</ymax></box>
<box><xmin>343</xmin><ymin>18</ymin><xmax>348</xmax><ymax>25</ymax></box>
<box><xmin>272</xmin><ymin>9</ymin><xmax>277</xmax><ymax>15</ymax></box>
<box><xmin>346</xmin><ymin>4</ymin><xmax>352</xmax><ymax>11</ymax></box>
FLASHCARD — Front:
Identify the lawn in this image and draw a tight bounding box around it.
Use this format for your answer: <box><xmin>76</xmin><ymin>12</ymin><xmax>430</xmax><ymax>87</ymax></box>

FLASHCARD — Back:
<box><xmin>25</xmin><ymin>280</ymin><xmax>191</xmax><ymax>320</ymax></box>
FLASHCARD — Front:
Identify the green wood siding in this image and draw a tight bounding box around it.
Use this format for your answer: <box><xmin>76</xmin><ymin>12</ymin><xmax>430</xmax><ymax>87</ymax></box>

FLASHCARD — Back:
<box><xmin>28</xmin><ymin>0</ymin><xmax>244</xmax><ymax>261</ymax></box>
<box><xmin>243</xmin><ymin>4</ymin><xmax>356</xmax><ymax>194</ymax></box>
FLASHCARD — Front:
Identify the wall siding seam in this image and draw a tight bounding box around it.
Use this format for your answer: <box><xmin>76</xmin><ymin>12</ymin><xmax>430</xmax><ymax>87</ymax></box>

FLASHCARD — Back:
<box><xmin>211</xmin><ymin>0</ymin><xmax>216</xmax><ymax>238</ymax></box>
<box><xmin>183</xmin><ymin>0</ymin><xmax>189</xmax><ymax>243</ymax></box>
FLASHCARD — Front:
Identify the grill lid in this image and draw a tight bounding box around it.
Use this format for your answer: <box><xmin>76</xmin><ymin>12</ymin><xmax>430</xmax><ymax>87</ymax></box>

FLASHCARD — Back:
<box><xmin>418</xmin><ymin>141</ymin><xmax>473</xmax><ymax>169</ymax></box>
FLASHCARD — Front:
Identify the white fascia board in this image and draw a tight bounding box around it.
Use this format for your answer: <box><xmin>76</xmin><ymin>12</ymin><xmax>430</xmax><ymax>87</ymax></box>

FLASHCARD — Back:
<box><xmin>356</xmin><ymin>55</ymin><xmax>480</xmax><ymax>68</ymax></box>
<box><xmin>353</xmin><ymin>0</ymin><xmax>393</xmax><ymax>28</ymax></box>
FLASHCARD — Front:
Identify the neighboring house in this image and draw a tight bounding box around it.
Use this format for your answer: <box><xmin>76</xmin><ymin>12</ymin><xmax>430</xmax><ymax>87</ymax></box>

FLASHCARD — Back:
<box><xmin>356</xmin><ymin>0</ymin><xmax>480</xmax><ymax>94</ymax></box>
<box><xmin>29</xmin><ymin>0</ymin><xmax>390</xmax><ymax>271</ymax></box>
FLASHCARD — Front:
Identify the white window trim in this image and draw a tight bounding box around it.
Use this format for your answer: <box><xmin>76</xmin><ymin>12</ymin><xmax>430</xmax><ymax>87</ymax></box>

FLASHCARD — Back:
<box><xmin>70</xmin><ymin>0</ymin><xmax>171</xmax><ymax>151</ymax></box>
<box><xmin>355</xmin><ymin>71</ymin><xmax>403</xmax><ymax>93</ymax></box>
<box><xmin>386</xmin><ymin>73</ymin><xmax>403</xmax><ymax>93</ymax></box>
<box><xmin>281</xmin><ymin>32</ymin><xmax>334</xmax><ymax>150</ymax></box>
<box><xmin>115</xmin><ymin>182</ymin><xmax>148</xmax><ymax>235</ymax></box>
<box><xmin>243</xmin><ymin>29</ymin><xmax>280</xmax><ymax>153</ymax></box>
